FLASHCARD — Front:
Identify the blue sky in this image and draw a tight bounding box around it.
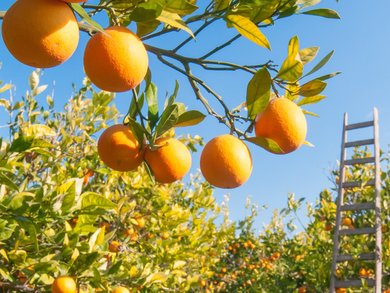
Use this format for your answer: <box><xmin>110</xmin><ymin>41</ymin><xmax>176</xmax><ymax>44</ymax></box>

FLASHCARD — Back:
<box><xmin>0</xmin><ymin>0</ymin><xmax>389</xmax><ymax>229</ymax></box>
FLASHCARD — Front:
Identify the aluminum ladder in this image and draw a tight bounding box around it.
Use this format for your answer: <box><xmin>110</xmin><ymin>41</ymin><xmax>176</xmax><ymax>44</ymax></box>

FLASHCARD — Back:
<box><xmin>329</xmin><ymin>108</ymin><xmax>382</xmax><ymax>292</ymax></box>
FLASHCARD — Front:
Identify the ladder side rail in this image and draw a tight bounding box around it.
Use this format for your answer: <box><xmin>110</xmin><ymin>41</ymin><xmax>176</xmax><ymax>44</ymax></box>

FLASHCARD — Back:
<box><xmin>373</xmin><ymin>107</ymin><xmax>382</xmax><ymax>293</ymax></box>
<box><xmin>330</xmin><ymin>112</ymin><xmax>348</xmax><ymax>293</ymax></box>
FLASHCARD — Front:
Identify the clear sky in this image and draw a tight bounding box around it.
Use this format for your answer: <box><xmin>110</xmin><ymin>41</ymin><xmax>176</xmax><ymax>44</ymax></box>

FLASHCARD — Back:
<box><xmin>0</xmin><ymin>0</ymin><xmax>389</xmax><ymax>229</ymax></box>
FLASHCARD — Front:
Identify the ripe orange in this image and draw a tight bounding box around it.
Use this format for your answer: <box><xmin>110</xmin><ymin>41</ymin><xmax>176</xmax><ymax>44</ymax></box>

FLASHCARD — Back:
<box><xmin>52</xmin><ymin>276</ymin><xmax>77</xmax><ymax>293</ymax></box>
<box><xmin>254</xmin><ymin>97</ymin><xmax>307</xmax><ymax>154</ymax></box>
<box><xmin>325</xmin><ymin>223</ymin><xmax>333</xmax><ymax>231</ymax></box>
<box><xmin>335</xmin><ymin>288</ymin><xmax>346</xmax><ymax>293</ymax></box>
<box><xmin>2</xmin><ymin>0</ymin><xmax>79</xmax><ymax>68</ymax></box>
<box><xmin>342</xmin><ymin>217</ymin><xmax>353</xmax><ymax>226</ymax></box>
<box><xmin>97</xmin><ymin>124</ymin><xmax>143</xmax><ymax>172</ymax></box>
<box><xmin>84</xmin><ymin>26</ymin><xmax>148</xmax><ymax>92</ymax></box>
<box><xmin>297</xmin><ymin>286</ymin><xmax>306</xmax><ymax>293</ymax></box>
<box><xmin>144</xmin><ymin>137</ymin><xmax>191</xmax><ymax>184</ymax></box>
<box><xmin>112</xmin><ymin>287</ymin><xmax>130</xmax><ymax>293</ymax></box>
<box><xmin>124</xmin><ymin>228</ymin><xmax>139</xmax><ymax>242</ymax></box>
<box><xmin>200</xmin><ymin>134</ymin><xmax>252</xmax><ymax>188</ymax></box>
<box><xmin>109</xmin><ymin>241</ymin><xmax>121</xmax><ymax>253</ymax></box>
<box><xmin>359</xmin><ymin>267</ymin><xmax>368</xmax><ymax>277</ymax></box>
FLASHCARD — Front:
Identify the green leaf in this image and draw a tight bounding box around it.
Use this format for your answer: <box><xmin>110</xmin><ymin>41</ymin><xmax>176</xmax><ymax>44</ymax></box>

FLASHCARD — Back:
<box><xmin>299</xmin><ymin>47</ymin><xmax>319</xmax><ymax>65</ymax></box>
<box><xmin>246</xmin><ymin>136</ymin><xmax>284</xmax><ymax>154</ymax></box>
<box><xmin>146</xmin><ymin>82</ymin><xmax>159</xmax><ymax>130</ymax></box>
<box><xmin>165</xmin><ymin>0</ymin><xmax>198</xmax><ymax>15</ymax></box>
<box><xmin>81</xmin><ymin>192</ymin><xmax>116</xmax><ymax>210</ymax></box>
<box><xmin>70</xmin><ymin>4</ymin><xmax>104</xmax><ymax>32</ymax></box>
<box><xmin>303</xmin><ymin>8</ymin><xmax>341</xmax><ymax>19</ymax></box>
<box><xmin>214</xmin><ymin>0</ymin><xmax>230</xmax><ymax>10</ymax></box>
<box><xmin>175</xmin><ymin>110</ymin><xmax>206</xmax><ymax>127</ymax></box>
<box><xmin>157</xmin><ymin>10</ymin><xmax>194</xmax><ymax>38</ymax></box>
<box><xmin>246</xmin><ymin>67</ymin><xmax>271</xmax><ymax>119</ymax></box>
<box><xmin>144</xmin><ymin>272</ymin><xmax>168</xmax><ymax>285</ymax></box>
<box><xmin>226</xmin><ymin>14</ymin><xmax>270</xmax><ymax>50</ymax></box>
<box><xmin>131</xmin><ymin>2</ymin><xmax>163</xmax><ymax>22</ymax></box>
<box><xmin>127</xmin><ymin>119</ymin><xmax>146</xmax><ymax>147</ymax></box>
<box><xmin>299</xmin><ymin>79</ymin><xmax>327</xmax><ymax>97</ymax></box>
<box><xmin>0</xmin><ymin>174</ymin><xmax>19</xmax><ymax>191</ymax></box>
<box><xmin>297</xmin><ymin>0</ymin><xmax>321</xmax><ymax>8</ymax></box>
<box><xmin>137</xmin><ymin>20</ymin><xmax>161</xmax><ymax>37</ymax></box>
<box><xmin>9</xmin><ymin>136</ymin><xmax>33</xmax><ymax>153</ymax></box>
<box><xmin>58</xmin><ymin>180</ymin><xmax>76</xmax><ymax>214</ymax></box>
<box><xmin>297</xmin><ymin>95</ymin><xmax>326</xmax><ymax>106</ymax></box>
<box><xmin>155</xmin><ymin>104</ymin><xmax>179</xmax><ymax>137</ymax></box>
<box><xmin>302</xmin><ymin>109</ymin><xmax>319</xmax><ymax>117</ymax></box>
<box><xmin>23</xmin><ymin>124</ymin><xmax>56</xmax><ymax>137</ymax></box>
<box><xmin>276</xmin><ymin>36</ymin><xmax>303</xmax><ymax>82</ymax></box>
<box><xmin>164</xmin><ymin>81</ymin><xmax>179</xmax><ymax>110</ymax></box>
<box><xmin>316</xmin><ymin>71</ymin><xmax>341</xmax><ymax>81</ymax></box>
<box><xmin>16</xmin><ymin>216</ymin><xmax>38</xmax><ymax>251</ymax></box>
<box><xmin>303</xmin><ymin>50</ymin><xmax>334</xmax><ymax>77</ymax></box>
<box><xmin>129</xmin><ymin>92</ymin><xmax>145</xmax><ymax>119</ymax></box>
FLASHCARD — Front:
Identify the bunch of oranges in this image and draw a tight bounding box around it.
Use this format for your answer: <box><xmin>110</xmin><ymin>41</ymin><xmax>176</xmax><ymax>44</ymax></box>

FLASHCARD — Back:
<box><xmin>1</xmin><ymin>0</ymin><xmax>308</xmax><ymax>188</ymax></box>
<box><xmin>97</xmin><ymin>96</ymin><xmax>307</xmax><ymax>188</ymax></box>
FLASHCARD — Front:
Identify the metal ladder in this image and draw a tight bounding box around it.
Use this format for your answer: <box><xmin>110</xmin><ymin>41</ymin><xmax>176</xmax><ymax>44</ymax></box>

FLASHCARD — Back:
<box><xmin>330</xmin><ymin>108</ymin><xmax>382</xmax><ymax>292</ymax></box>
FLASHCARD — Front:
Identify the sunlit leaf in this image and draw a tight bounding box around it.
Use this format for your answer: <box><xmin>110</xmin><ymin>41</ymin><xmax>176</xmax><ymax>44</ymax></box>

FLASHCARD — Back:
<box><xmin>297</xmin><ymin>95</ymin><xmax>326</xmax><ymax>106</ymax></box>
<box><xmin>299</xmin><ymin>79</ymin><xmax>327</xmax><ymax>97</ymax></box>
<box><xmin>246</xmin><ymin>136</ymin><xmax>284</xmax><ymax>154</ymax></box>
<box><xmin>303</xmin><ymin>50</ymin><xmax>334</xmax><ymax>77</ymax></box>
<box><xmin>303</xmin><ymin>8</ymin><xmax>341</xmax><ymax>19</ymax></box>
<box><xmin>226</xmin><ymin>14</ymin><xmax>270</xmax><ymax>50</ymax></box>
<box><xmin>175</xmin><ymin>110</ymin><xmax>206</xmax><ymax>127</ymax></box>
<box><xmin>299</xmin><ymin>47</ymin><xmax>319</xmax><ymax>65</ymax></box>
<box><xmin>157</xmin><ymin>10</ymin><xmax>194</xmax><ymax>38</ymax></box>
<box><xmin>246</xmin><ymin>67</ymin><xmax>271</xmax><ymax>119</ymax></box>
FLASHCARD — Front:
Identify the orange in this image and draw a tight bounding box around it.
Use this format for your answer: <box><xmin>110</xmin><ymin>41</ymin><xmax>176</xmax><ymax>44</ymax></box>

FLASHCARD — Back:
<box><xmin>342</xmin><ymin>217</ymin><xmax>353</xmax><ymax>226</ymax></box>
<box><xmin>335</xmin><ymin>288</ymin><xmax>346</xmax><ymax>293</ymax></box>
<box><xmin>325</xmin><ymin>223</ymin><xmax>333</xmax><ymax>231</ymax></box>
<box><xmin>109</xmin><ymin>241</ymin><xmax>121</xmax><ymax>253</ymax></box>
<box><xmin>359</xmin><ymin>267</ymin><xmax>368</xmax><ymax>277</ymax></box>
<box><xmin>200</xmin><ymin>134</ymin><xmax>252</xmax><ymax>189</ymax></box>
<box><xmin>144</xmin><ymin>137</ymin><xmax>191</xmax><ymax>184</ymax></box>
<box><xmin>254</xmin><ymin>97</ymin><xmax>307</xmax><ymax>154</ymax></box>
<box><xmin>52</xmin><ymin>276</ymin><xmax>77</xmax><ymax>293</ymax></box>
<box><xmin>112</xmin><ymin>287</ymin><xmax>130</xmax><ymax>293</ymax></box>
<box><xmin>2</xmin><ymin>0</ymin><xmax>79</xmax><ymax>68</ymax></box>
<box><xmin>84</xmin><ymin>26</ymin><xmax>148</xmax><ymax>92</ymax></box>
<box><xmin>297</xmin><ymin>286</ymin><xmax>306</xmax><ymax>293</ymax></box>
<box><xmin>61</xmin><ymin>0</ymin><xmax>86</xmax><ymax>2</ymax></box>
<box><xmin>97</xmin><ymin>124</ymin><xmax>143</xmax><ymax>172</ymax></box>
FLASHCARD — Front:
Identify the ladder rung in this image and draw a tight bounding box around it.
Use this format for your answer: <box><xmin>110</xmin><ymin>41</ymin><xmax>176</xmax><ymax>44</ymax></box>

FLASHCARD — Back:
<box><xmin>339</xmin><ymin>227</ymin><xmax>376</xmax><ymax>235</ymax></box>
<box><xmin>336</xmin><ymin>253</ymin><xmax>376</xmax><ymax>262</ymax></box>
<box><xmin>342</xmin><ymin>179</ymin><xmax>375</xmax><ymax>189</ymax></box>
<box><xmin>345</xmin><ymin>139</ymin><xmax>375</xmax><ymax>148</ymax></box>
<box><xmin>344</xmin><ymin>157</ymin><xmax>375</xmax><ymax>165</ymax></box>
<box><xmin>345</xmin><ymin>120</ymin><xmax>374</xmax><ymax>130</ymax></box>
<box><xmin>340</xmin><ymin>202</ymin><xmax>375</xmax><ymax>211</ymax></box>
<box><xmin>335</xmin><ymin>279</ymin><xmax>375</xmax><ymax>288</ymax></box>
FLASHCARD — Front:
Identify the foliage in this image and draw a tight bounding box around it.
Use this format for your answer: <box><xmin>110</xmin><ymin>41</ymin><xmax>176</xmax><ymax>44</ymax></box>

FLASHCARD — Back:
<box><xmin>0</xmin><ymin>0</ymin><xmax>341</xmax><ymax>153</ymax></box>
<box><xmin>0</xmin><ymin>72</ymin><xmax>388</xmax><ymax>292</ymax></box>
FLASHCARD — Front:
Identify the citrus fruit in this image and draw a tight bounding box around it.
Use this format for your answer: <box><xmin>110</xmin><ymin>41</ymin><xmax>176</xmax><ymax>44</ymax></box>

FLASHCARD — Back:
<box><xmin>109</xmin><ymin>241</ymin><xmax>121</xmax><ymax>253</ymax></box>
<box><xmin>112</xmin><ymin>286</ymin><xmax>130</xmax><ymax>293</ymax></box>
<box><xmin>52</xmin><ymin>276</ymin><xmax>77</xmax><ymax>293</ymax></box>
<box><xmin>97</xmin><ymin>124</ymin><xmax>143</xmax><ymax>172</ymax></box>
<box><xmin>254</xmin><ymin>97</ymin><xmax>307</xmax><ymax>154</ymax></box>
<box><xmin>2</xmin><ymin>0</ymin><xmax>79</xmax><ymax>68</ymax></box>
<box><xmin>200</xmin><ymin>134</ymin><xmax>252</xmax><ymax>189</ymax></box>
<box><xmin>144</xmin><ymin>137</ymin><xmax>191</xmax><ymax>184</ymax></box>
<box><xmin>84</xmin><ymin>26</ymin><xmax>148</xmax><ymax>92</ymax></box>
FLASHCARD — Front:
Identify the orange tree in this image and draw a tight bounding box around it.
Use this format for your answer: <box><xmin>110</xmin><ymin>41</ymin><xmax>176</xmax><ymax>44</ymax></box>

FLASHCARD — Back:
<box><xmin>206</xmin><ymin>149</ymin><xmax>390</xmax><ymax>292</ymax></box>
<box><xmin>0</xmin><ymin>70</ymin><xmax>388</xmax><ymax>291</ymax></box>
<box><xmin>0</xmin><ymin>73</ymin><xmax>237</xmax><ymax>292</ymax></box>
<box><xmin>0</xmin><ymin>0</ymin><xmax>341</xmax><ymax>188</ymax></box>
